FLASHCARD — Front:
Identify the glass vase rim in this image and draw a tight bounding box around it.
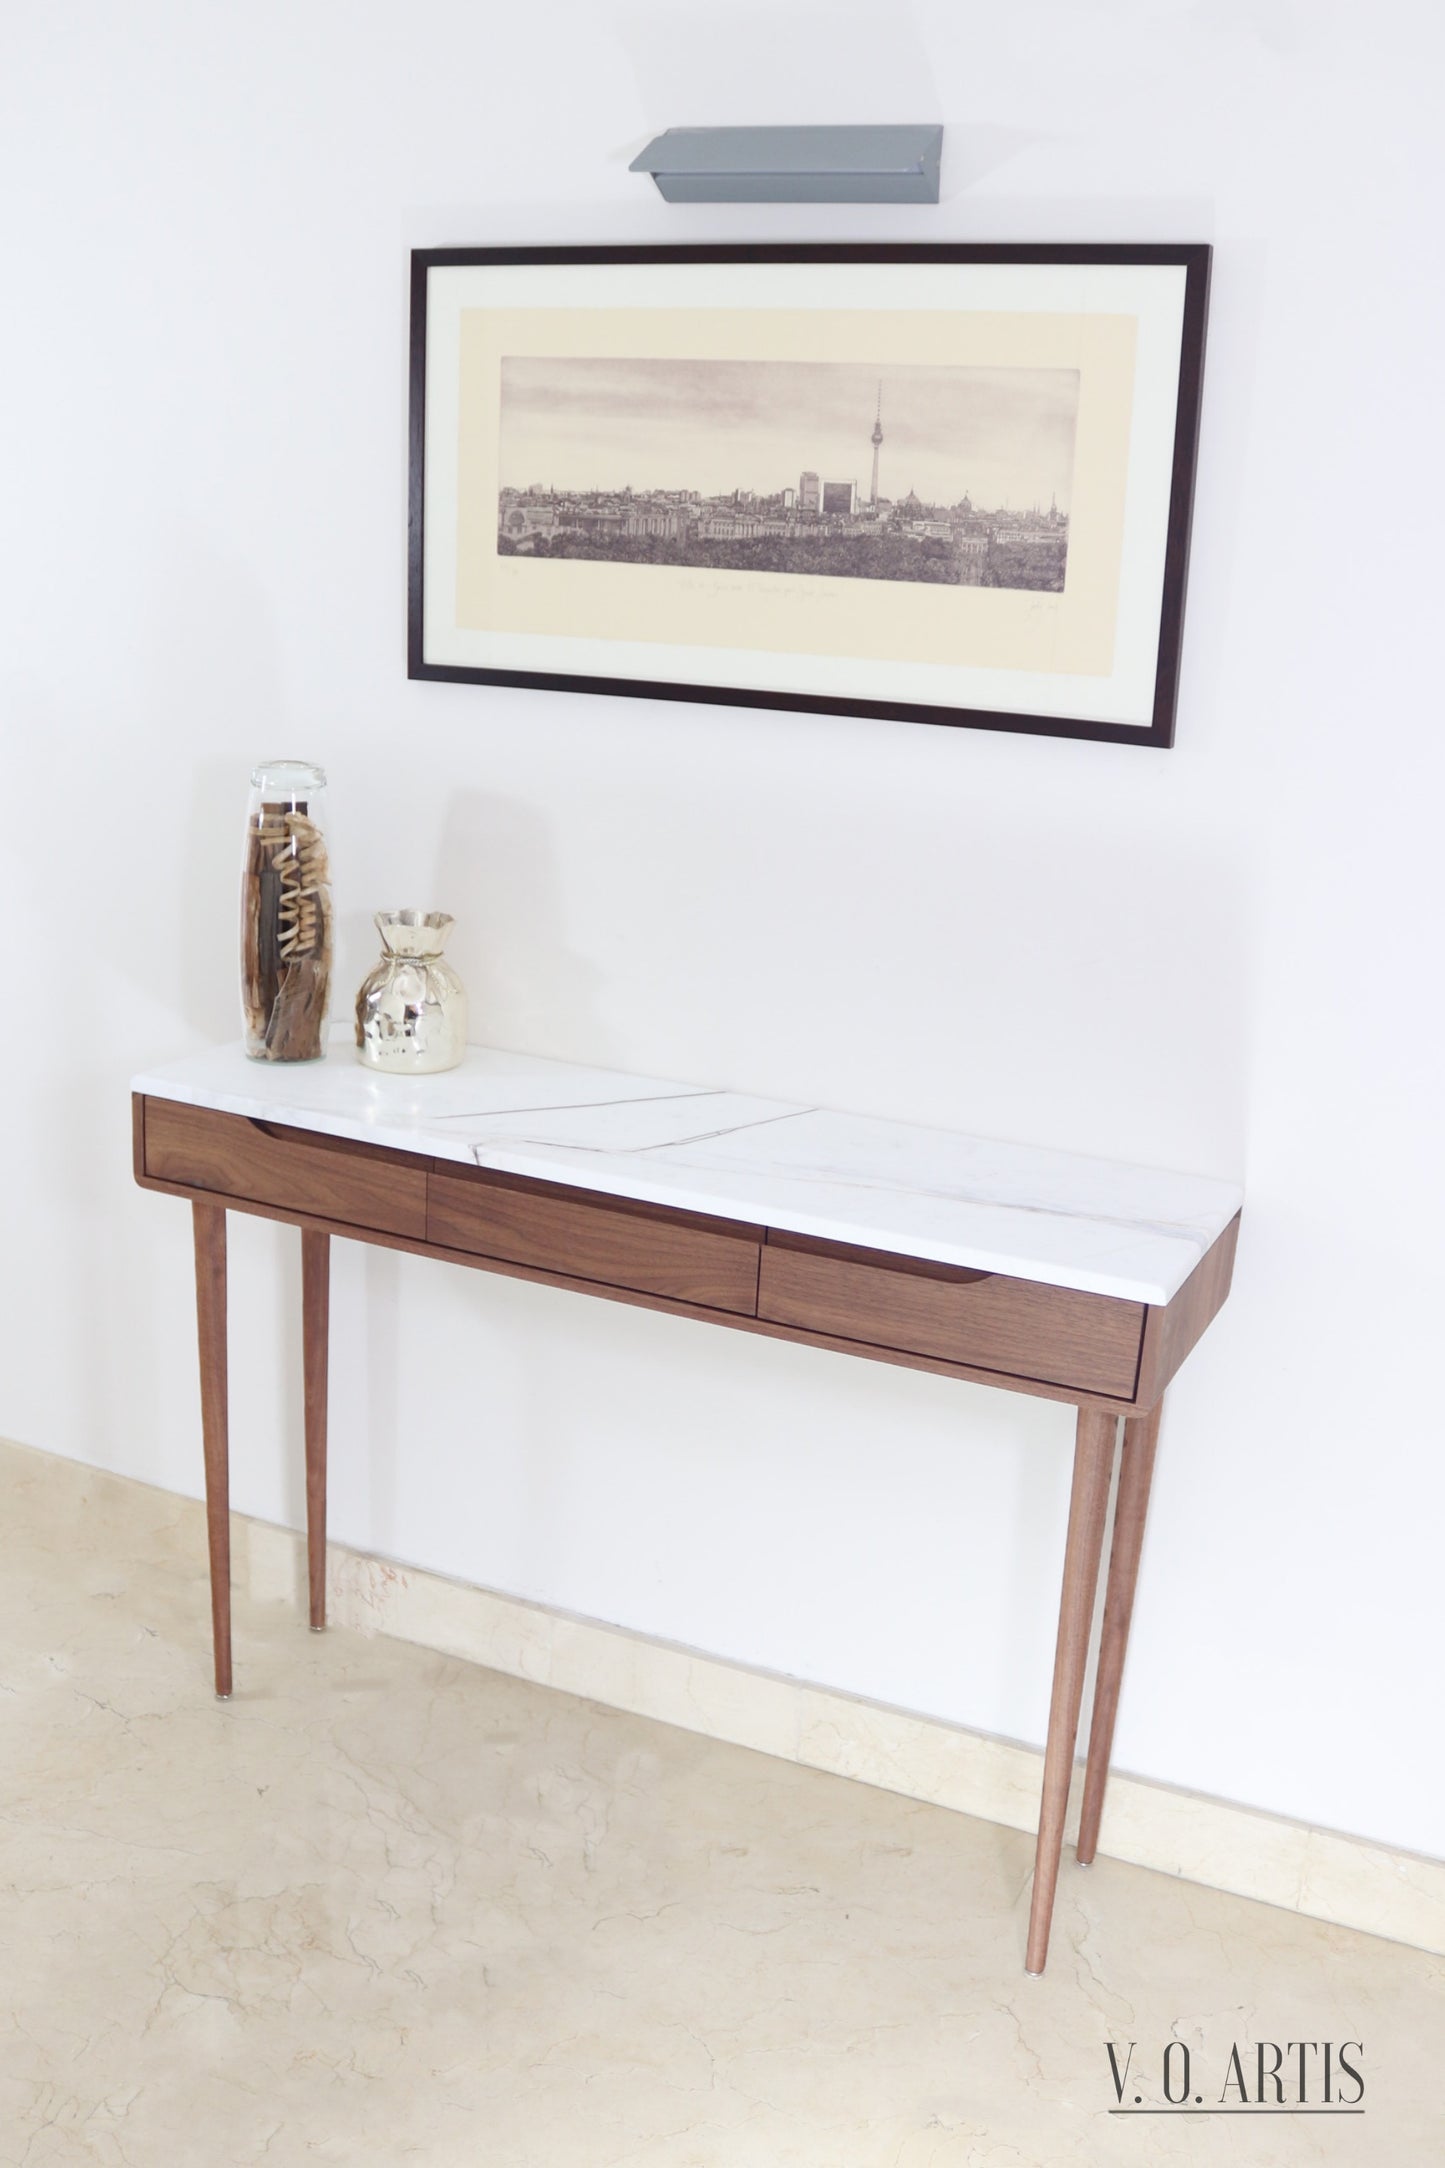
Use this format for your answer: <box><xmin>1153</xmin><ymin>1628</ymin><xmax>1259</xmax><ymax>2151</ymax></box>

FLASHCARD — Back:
<box><xmin>250</xmin><ymin>757</ymin><xmax>328</xmax><ymax>793</ymax></box>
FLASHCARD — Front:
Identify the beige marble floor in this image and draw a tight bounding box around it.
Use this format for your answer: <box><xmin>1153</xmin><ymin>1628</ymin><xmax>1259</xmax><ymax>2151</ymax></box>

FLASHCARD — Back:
<box><xmin>0</xmin><ymin>1437</ymin><xmax>1438</xmax><ymax>2168</ymax></box>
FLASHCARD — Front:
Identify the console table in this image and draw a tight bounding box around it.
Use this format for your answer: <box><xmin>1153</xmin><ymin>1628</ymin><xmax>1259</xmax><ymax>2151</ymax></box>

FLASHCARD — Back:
<box><xmin>131</xmin><ymin>1037</ymin><xmax>1242</xmax><ymax>1973</ymax></box>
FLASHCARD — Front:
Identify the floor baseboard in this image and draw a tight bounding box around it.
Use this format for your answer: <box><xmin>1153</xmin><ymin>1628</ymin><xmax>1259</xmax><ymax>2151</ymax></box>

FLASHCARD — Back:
<box><xmin>233</xmin><ymin>1512</ymin><xmax>1445</xmax><ymax>1960</ymax></box>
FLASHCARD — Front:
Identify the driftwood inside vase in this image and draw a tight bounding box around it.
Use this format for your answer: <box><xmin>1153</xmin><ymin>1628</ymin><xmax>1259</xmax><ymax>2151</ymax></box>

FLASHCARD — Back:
<box><xmin>241</xmin><ymin>800</ymin><xmax>333</xmax><ymax>1061</ymax></box>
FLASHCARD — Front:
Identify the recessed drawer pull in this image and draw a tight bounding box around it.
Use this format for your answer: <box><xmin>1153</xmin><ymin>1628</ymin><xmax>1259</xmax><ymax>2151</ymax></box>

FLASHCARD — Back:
<box><xmin>144</xmin><ymin>1099</ymin><xmax>428</xmax><ymax>1240</ymax></box>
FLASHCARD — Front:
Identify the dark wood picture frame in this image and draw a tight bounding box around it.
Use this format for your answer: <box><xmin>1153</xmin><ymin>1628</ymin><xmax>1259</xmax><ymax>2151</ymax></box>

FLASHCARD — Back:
<box><xmin>408</xmin><ymin>243</ymin><xmax>1210</xmax><ymax>748</ymax></box>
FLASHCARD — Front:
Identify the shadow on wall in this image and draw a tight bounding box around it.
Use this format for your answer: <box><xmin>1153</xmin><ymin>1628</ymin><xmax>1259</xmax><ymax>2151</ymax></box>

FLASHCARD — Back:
<box><xmin>181</xmin><ymin>759</ymin><xmax>254</xmax><ymax>1042</ymax></box>
<box><xmin>614</xmin><ymin>5</ymin><xmax>940</xmax><ymax>136</ymax></box>
<box><xmin>158</xmin><ymin>522</ymin><xmax>291</xmax><ymax>1043</ymax></box>
<box><xmin>423</xmin><ymin>789</ymin><xmax>613</xmax><ymax>1063</ymax></box>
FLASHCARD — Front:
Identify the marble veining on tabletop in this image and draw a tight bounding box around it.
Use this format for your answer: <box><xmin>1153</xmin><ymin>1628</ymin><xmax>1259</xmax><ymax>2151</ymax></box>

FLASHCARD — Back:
<box><xmin>132</xmin><ymin>1032</ymin><xmax>1243</xmax><ymax>1305</ymax></box>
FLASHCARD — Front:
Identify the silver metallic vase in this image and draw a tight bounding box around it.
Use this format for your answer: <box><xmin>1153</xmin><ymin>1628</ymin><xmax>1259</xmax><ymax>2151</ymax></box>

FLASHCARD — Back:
<box><xmin>354</xmin><ymin>911</ymin><xmax>467</xmax><ymax>1075</ymax></box>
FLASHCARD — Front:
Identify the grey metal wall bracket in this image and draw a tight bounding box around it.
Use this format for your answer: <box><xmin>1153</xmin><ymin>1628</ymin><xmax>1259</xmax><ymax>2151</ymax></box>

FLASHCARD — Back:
<box><xmin>629</xmin><ymin>125</ymin><xmax>942</xmax><ymax>205</ymax></box>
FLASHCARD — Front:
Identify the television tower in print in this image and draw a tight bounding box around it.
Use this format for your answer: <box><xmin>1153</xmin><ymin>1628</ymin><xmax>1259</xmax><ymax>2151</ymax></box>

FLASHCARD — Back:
<box><xmin>870</xmin><ymin>382</ymin><xmax>883</xmax><ymax>507</ymax></box>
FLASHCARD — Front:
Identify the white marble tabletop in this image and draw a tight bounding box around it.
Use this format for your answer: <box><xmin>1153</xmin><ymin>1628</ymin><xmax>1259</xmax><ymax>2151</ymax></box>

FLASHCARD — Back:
<box><xmin>133</xmin><ymin>1032</ymin><xmax>1243</xmax><ymax>1306</ymax></box>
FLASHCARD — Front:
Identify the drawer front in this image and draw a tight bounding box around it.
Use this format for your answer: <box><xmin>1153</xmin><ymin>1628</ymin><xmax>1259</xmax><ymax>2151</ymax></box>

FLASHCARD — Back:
<box><xmin>144</xmin><ymin>1098</ymin><xmax>428</xmax><ymax>1239</ymax></box>
<box><xmin>429</xmin><ymin>1167</ymin><xmax>761</xmax><ymax>1315</ymax></box>
<box><xmin>758</xmin><ymin>1236</ymin><xmax>1143</xmax><ymax>1397</ymax></box>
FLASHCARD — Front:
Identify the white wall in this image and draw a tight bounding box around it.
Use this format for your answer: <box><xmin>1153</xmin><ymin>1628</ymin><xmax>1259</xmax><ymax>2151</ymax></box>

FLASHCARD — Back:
<box><xmin>3</xmin><ymin>1</ymin><xmax>1442</xmax><ymax>1862</ymax></box>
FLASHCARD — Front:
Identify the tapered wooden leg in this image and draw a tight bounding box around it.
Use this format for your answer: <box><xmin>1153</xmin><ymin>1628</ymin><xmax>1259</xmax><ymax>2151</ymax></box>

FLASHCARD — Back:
<box><xmin>192</xmin><ymin>1201</ymin><xmax>232</xmax><ymax>1699</ymax></box>
<box><xmin>302</xmin><ymin>1228</ymin><xmax>330</xmax><ymax>1631</ymax></box>
<box><xmin>1076</xmin><ymin>1400</ymin><xmax>1162</xmax><ymax>1866</ymax></box>
<box><xmin>1024</xmin><ymin>1407</ymin><xmax>1117</xmax><ymax>1973</ymax></box>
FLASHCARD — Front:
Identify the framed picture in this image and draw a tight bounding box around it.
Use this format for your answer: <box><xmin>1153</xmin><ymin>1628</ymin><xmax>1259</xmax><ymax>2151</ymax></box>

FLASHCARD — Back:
<box><xmin>409</xmin><ymin>243</ymin><xmax>1209</xmax><ymax>748</ymax></box>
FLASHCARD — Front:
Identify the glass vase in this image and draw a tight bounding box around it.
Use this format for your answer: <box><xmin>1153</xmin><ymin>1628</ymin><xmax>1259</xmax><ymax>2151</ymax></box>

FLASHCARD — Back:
<box><xmin>240</xmin><ymin>759</ymin><xmax>333</xmax><ymax>1062</ymax></box>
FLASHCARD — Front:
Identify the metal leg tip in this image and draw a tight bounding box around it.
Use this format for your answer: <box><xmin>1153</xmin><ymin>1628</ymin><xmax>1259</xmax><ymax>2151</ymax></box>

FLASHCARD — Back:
<box><xmin>309</xmin><ymin>1623</ymin><xmax>326</xmax><ymax>1634</ymax></box>
<box><xmin>215</xmin><ymin>1690</ymin><xmax>232</xmax><ymax>1701</ymax></box>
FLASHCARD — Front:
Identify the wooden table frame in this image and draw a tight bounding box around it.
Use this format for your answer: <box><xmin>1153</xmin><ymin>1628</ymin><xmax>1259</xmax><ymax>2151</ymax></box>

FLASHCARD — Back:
<box><xmin>133</xmin><ymin>1091</ymin><xmax>1239</xmax><ymax>1974</ymax></box>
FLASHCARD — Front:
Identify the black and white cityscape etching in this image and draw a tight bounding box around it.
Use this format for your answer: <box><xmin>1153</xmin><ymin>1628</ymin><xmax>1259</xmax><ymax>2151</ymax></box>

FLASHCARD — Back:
<box><xmin>497</xmin><ymin>356</ymin><xmax>1078</xmax><ymax>591</ymax></box>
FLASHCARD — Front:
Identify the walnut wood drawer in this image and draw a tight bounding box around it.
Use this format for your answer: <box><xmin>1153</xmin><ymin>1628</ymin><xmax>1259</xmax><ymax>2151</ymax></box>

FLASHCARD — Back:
<box><xmin>143</xmin><ymin>1098</ymin><xmax>429</xmax><ymax>1239</ymax></box>
<box><xmin>429</xmin><ymin>1165</ymin><xmax>762</xmax><ymax>1315</ymax></box>
<box><xmin>757</xmin><ymin>1233</ymin><xmax>1144</xmax><ymax>1397</ymax></box>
